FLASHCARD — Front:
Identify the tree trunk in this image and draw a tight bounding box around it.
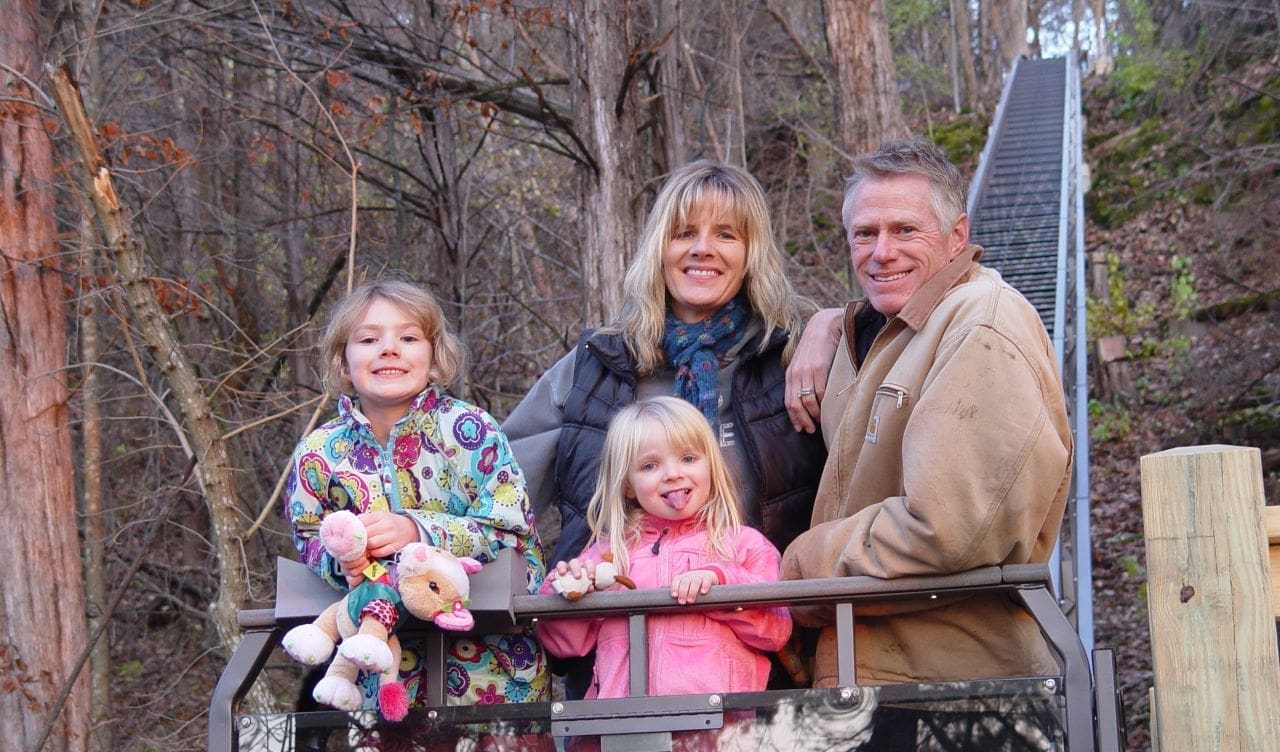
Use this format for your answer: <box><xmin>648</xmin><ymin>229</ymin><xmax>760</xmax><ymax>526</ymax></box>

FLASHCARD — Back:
<box><xmin>1028</xmin><ymin>0</ymin><xmax>1045</xmax><ymax>58</ymax></box>
<box><xmin>948</xmin><ymin>9</ymin><xmax>962</xmax><ymax>113</ymax></box>
<box><xmin>951</xmin><ymin>0</ymin><xmax>981</xmax><ymax>112</ymax></box>
<box><xmin>822</xmin><ymin>0</ymin><xmax>907</xmax><ymax>158</ymax></box>
<box><xmin>79</xmin><ymin>221</ymin><xmax>112</xmax><ymax>752</ymax></box>
<box><xmin>63</xmin><ymin>0</ymin><xmax>114</xmax><ymax>747</ymax></box>
<box><xmin>990</xmin><ymin>0</ymin><xmax>1029</xmax><ymax>73</ymax></box>
<box><xmin>50</xmin><ymin>67</ymin><xmax>252</xmax><ymax>673</ymax></box>
<box><xmin>723</xmin><ymin>0</ymin><xmax>748</xmax><ymax>166</ymax></box>
<box><xmin>1090</xmin><ymin>0</ymin><xmax>1111</xmax><ymax>73</ymax></box>
<box><xmin>1072</xmin><ymin>0</ymin><xmax>1083</xmax><ymax>54</ymax></box>
<box><xmin>276</xmin><ymin>82</ymin><xmax>314</xmax><ymax>414</ymax></box>
<box><xmin>0</xmin><ymin>5</ymin><xmax>90</xmax><ymax>751</ymax></box>
<box><xmin>569</xmin><ymin>0</ymin><xmax>646</xmax><ymax>325</ymax></box>
<box><xmin>656</xmin><ymin>0</ymin><xmax>687</xmax><ymax>173</ymax></box>
<box><xmin>977</xmin><ymin>0</ymin><xmax>1002</xmax><ymax>97</ymax></box>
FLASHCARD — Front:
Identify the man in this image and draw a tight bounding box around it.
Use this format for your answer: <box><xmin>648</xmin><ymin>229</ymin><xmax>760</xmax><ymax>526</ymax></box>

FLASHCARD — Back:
<box><xmin>782</xmin><ymin>139</ymin><xmax>1073</xmax><ymax>689</ymax></box>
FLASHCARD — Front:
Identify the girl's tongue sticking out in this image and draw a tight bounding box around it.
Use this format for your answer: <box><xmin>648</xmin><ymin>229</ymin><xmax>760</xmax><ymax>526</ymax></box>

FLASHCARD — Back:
<box><xmin>663</xmin><ymin>489</ymin><xmax>691</xmax><ymax>511</ymax></box>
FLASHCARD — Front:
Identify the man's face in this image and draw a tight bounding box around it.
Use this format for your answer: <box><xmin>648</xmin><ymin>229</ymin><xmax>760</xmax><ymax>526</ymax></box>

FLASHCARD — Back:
<box><xmin>847</xmin><ymin>174</ymin><xmax>969</xmax><ymax>316</ymax></box>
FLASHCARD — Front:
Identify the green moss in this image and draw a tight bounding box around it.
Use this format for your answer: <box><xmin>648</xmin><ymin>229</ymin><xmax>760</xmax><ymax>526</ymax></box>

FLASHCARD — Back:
<box><xmin>1086</xmin><ymin>115</ymin><xmax>1190</xmax><ymax>229</ymax></box>
<box><xmin>929</xmin><ymin>116</ymin><xmax>987</xmax><ymax>167</ymax></box>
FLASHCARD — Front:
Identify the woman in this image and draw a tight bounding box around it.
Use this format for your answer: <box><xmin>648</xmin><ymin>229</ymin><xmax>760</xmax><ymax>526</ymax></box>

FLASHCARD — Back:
<box><xmin>504</xmin><ymin>159</ymin><xmax>828</xmax><ymax>575</ymax></box>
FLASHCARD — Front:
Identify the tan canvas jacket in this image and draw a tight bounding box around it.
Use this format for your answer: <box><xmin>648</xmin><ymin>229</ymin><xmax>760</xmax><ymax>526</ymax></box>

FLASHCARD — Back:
<box><xmin>782</xmin><ymin>245</ymin><xmax>1073</xmax><ymax>685</ymax></box>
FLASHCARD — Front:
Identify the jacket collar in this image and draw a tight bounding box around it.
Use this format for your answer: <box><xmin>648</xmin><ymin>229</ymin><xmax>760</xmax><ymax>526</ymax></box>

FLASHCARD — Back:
<box><xmin>338</xmin><ymin>385</ymin><xmax>441</xmax><ymax>440</ymax></box>
<box><xmin>895</xmin><ymin>243</ymin><xmax>983</xmax><ymax>331</ymax></box>
<box><xmin>841</xmin><ymin>244</ymin><xmax>984</xmax><ymax>361</ymax></box>
<box><xmin>637</xmin><ymin>512</ymin><xmax>702</xmax><ymax>537</ymax></box>
<box><xmin>844</xmin><ymin>244</ymin><xmax>983</xmax><ymax>332</ymax></box>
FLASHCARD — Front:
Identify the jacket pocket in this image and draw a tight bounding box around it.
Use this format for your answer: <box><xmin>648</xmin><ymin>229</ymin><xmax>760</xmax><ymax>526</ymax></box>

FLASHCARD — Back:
<box><xmin>658</xmin><ymin>631</ymin><xmax>758</xmax><ymax>694</ymax></box>
<box><xmin>865</xmin><ymin>383</ymin><xmax>911</xmax><ymax>445</ymax></box>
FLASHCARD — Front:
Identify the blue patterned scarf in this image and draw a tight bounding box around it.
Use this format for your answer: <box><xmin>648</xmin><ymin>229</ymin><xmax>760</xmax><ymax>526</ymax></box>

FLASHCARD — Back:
<box><xmin>662</xmin><ymin>294</ymin><xmax>752</xmax><ymax>421</ymax></box>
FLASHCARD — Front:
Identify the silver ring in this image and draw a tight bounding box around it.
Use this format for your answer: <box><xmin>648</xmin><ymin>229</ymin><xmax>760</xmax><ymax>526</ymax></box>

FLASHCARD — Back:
<box><xmin>798</xmin><ymin>387</ymin><xmax>815</xmax><ymax>396</ymax></box>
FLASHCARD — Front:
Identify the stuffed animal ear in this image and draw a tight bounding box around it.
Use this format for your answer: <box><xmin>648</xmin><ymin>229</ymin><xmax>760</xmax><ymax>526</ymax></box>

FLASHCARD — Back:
<box><xmin>457</xmin><ymin>556</ymin><xmax>483</xmax><ymax>575</ymax></box>
<box><xmin>396</xmin><ymin>542</ymin><xmax>434</xmax><ymax>576</ymax></box>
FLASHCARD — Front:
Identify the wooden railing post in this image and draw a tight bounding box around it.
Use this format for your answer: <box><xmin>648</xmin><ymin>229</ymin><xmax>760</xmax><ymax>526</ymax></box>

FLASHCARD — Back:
<box><xmin>1140</xmin><ymin>444</ymin><xmax>1280</xmax><ymax>751</ymax></box>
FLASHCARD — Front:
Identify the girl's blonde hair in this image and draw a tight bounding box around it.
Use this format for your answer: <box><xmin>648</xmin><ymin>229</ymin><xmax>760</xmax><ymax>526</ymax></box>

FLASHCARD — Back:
<box><xmin>584</xmin><ymin>396</ymin><xmax>742</xmax><ymax>573</ymax></box>
<box><xmin>606</xmin><ymin>159</ymin><xmax>809</xmax><ymax>373</ymax></box>
<box><xmin>319</xmin><ymin>280</ymin><xmax>464</xmax><ymax>394</ymax></box>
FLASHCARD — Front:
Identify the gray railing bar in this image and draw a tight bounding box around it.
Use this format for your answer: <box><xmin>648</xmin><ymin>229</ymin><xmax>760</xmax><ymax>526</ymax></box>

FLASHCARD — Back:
<box><xmin>628</xmin><ymin>613</ymin><xmax>647</xmax><ymax>697</ymax></box>
<box><xmin>836</xmin><ymin>602</ymin><xmax>856</xmax><ymax>687</ymax></box>
<box><xmin>208</xmin><ymin>625</ymin><xmax>281</xmax><ymax>752</ymax></box>
<box><xmin>967</xmin><ymin>56</ymin><xmax>1023</xmax><ymax>215</ymax></box>
<box><xmin>520</xmin><ymin>566</ymin><xmax>1011</xmax><ymax>620</ymax></box>
<box><xmin>1054</xmin><ymin>56</ymin><xmax>1071</xmax><ymax>368</ymax></box>
<box><xmin>1016</xmin><ymin>584</ymin><xmax>1096</xmax><ymax>752</ymax></box>
<box><xmin>1070</xmin><ymin>47</ymin><xmax>1096</xmax><ymax>656</ymax></box>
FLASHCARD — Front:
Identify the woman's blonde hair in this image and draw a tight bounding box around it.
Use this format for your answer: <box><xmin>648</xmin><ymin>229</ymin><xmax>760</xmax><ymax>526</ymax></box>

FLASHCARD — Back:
<box><xmin>319</xmin><ymin>280</ymin><xmax>464</xmax><ymax>394</ymax></box>
<box><xmin>607</xmin><ymin>159</ymin><xmax>808</xmax><ymax>373</ymax></box>
<box><xmin>584</xmin><ymin>397</ymin><xmax>742</xmax><ymax>574</ymax></box>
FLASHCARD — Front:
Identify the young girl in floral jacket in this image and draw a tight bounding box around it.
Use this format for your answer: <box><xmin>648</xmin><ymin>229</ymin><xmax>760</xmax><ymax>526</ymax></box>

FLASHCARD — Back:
<box><xmin>285</xmin><ymin>280</ymin><xmax>549</xmax><ymax>717</ymax></box>
<box><xmin>537</xmin><ymin>396</ymin><xmax>791</xmax><ymax>700</ymax></box>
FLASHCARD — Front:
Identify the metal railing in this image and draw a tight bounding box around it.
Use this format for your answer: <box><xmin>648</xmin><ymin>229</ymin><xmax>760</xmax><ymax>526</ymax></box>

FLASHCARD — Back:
<box><xmin>210</xmin><ymin>549</ymin><xmax>1122</xmax><ymax>751</ymax></box>
<box><xmin>967</xmin><ymin>54</ymin><xmax>1093</xmax><ymax>652</ymax></box>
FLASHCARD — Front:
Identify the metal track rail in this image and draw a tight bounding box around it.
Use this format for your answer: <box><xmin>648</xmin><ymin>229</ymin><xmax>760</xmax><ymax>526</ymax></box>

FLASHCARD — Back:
<box><xmin>967</xmin><ymin>56</ymin><xmax>1094</xmax><ymax>654</ymax></box>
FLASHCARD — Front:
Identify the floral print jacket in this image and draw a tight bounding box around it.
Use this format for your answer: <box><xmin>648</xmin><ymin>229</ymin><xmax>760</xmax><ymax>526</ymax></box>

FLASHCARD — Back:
<box><xmin>285</xmin><ymin>385</ymin><xmax>549</xmax><ymax>706</ymax></box>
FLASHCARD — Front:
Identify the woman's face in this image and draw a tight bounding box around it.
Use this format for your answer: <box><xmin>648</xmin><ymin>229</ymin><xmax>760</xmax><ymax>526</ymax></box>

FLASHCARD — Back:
<box><xmin>663</xmin><ymin>201</ymin><xmax>748</xmax><ymax>323</ymax></box>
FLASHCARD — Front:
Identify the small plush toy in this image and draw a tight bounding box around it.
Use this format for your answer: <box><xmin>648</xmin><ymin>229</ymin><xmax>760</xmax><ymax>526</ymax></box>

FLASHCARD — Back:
<box><xmin>282</xmin><ymin>510</ymin><xmax>481</xmax><ymax>721</ymax></box>
<box><xmin>550</xmin><ymin>552</ymin><xmax>636</xmax><ymax>601</ymax></box>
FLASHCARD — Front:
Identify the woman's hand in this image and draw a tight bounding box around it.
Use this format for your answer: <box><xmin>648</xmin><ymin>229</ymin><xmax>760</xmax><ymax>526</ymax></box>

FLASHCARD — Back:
<box><xmin>358</xmin><ymin>511</ymin><xmax>421</xmax><ymax>559</ymax></box>
<box><xmin>785</xmin><ymin>307</ymin><xmax>844</xmax><ymax>433</ymax></box>
<box><xmin>670</xmin><ymin>569</ymin><xmax>718</xmax><ymax>605</ymax></box>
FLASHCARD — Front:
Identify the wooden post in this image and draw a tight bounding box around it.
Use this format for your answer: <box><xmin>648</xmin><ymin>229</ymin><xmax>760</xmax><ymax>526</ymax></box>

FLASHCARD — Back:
<box><xmin>1267</xmin><ymin>506</ymin><xmax>1280</xmax><ymax>619</ymax></box>
<box><xmin>1140</xmin><ymin>444</ymin><xmax>1280</xmax><ymax>751</ymax></box>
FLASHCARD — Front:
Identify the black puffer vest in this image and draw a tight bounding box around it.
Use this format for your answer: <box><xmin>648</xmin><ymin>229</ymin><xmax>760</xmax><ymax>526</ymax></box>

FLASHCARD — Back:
<box><xmin>551</xmin><ymin>327</ymin><xmax>827</xmax><ymax>564</ymax></box>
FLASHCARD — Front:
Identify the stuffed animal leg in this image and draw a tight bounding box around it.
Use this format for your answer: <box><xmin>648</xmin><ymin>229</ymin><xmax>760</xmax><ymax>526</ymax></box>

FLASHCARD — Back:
<box><xmin>283</xmin><ymin>600</ymin><xmax>364</xmax><ymax>712</ymax></box>
<box><xmin>319</xmin><ymin>509</ymin><xmax>368</xmax><ymax>565</ymax></box>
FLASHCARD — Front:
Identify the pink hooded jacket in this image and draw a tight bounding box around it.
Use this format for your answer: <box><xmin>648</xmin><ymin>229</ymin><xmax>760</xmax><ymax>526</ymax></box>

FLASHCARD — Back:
<box><xmin>537</xmin><ymin>514</ymin><xmax>792</xmax><ymax>699</ymax></box>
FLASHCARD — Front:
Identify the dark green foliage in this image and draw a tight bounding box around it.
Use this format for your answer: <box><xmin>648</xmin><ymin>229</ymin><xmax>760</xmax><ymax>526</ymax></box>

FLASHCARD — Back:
<box><xmin>928</xmin><ymin>115</ymin><xmax>987</xmax><ymax>171</ymax></box>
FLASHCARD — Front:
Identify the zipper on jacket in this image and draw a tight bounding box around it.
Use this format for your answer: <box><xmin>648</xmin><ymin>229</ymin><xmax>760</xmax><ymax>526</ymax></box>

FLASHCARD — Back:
<box><xmin>651</xmin><ymin>527</ymin><xmax>669</xmax><ymax>554</ymax></box>
<box><xmin>876</xmin><ymin>383</ymin><xmax>909</xmax><ymax>408</ymax></box>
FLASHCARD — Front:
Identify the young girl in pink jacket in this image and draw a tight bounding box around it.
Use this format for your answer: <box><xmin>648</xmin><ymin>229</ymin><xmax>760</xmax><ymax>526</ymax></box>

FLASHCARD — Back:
<box><xmin>537</xmin><ymin>396</ymin><xmax>792</xmax><ymax>700</ymax></box>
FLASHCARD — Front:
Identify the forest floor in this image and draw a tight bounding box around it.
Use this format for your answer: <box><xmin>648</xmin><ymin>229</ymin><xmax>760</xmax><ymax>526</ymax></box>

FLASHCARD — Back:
<box><xmin>1079</xmin><ymin>62</ymin><xmax>1280</xmax><ymax>750</ymax></box>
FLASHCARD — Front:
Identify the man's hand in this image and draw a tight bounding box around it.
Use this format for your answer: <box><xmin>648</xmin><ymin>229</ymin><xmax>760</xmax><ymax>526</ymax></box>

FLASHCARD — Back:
<box><xmin>780</xmin><ymin>543</ymin><xmax>834</xmax><ymax>625</ymax></box>
<box><xmin>670</xmin><ymin>569</ymin><xmax>718</xmax><ymax>604</ymax></box>
<box><xmin>780</xmin><ymin>546</ymin><xmax>803</xmax><ymax>581</ymax></box>
<box><xmin>786</xmin><ymin>307</ymin><xmax>844</xmax><ymax>433</ymax></box>
<box><xmin>358</xmin><ymin>511</ymin><xmax>421</xmax><ymax>559</ymax></box>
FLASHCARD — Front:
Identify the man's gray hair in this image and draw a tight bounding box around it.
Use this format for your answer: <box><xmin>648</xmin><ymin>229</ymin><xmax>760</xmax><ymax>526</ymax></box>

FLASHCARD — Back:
<box><xmin>841</xmin><ymin>139</ymin><xmax>967</xmax><ymax>235</ymax></box>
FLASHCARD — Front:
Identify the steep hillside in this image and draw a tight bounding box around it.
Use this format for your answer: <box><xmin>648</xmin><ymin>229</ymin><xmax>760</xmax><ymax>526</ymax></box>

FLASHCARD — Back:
<box><xmin>1083</xmin><ymin>54</ymin><xmax>1280</xmax><ymax>750</ymax></box>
